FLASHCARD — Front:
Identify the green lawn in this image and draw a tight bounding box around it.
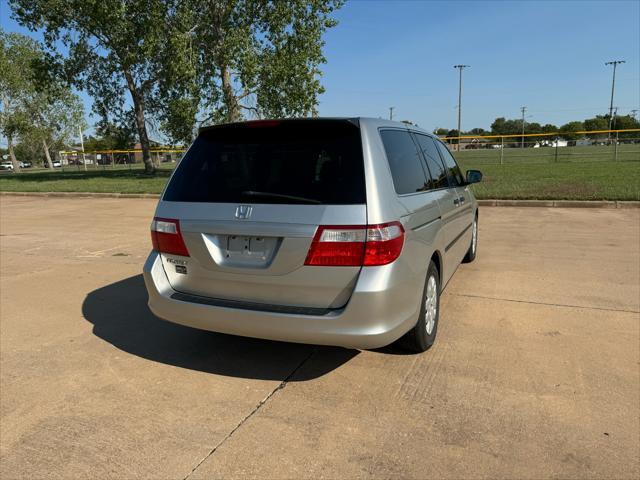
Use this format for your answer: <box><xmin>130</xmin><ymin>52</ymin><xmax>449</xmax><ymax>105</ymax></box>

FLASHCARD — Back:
<box><xmin>462</xmin><ymin>160</ymin><xmax>639</xmax><ymax>201</ymax></box>
<box><xmin>0</xmin><ymin>166</ymin><xmax>172</xmax><ymax>194</ymax></box>
<box><xmin>1</xmin><ymin>157</ymin><xmax>639</xmax><ymax>201</ymax></box>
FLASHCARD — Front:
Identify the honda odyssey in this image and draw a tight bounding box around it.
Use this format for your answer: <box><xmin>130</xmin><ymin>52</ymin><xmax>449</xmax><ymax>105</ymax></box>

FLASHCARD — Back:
<box><xmin>143</xmin><ymin>118</ymin><xmax>482</xmax><ymax>352</ymax></box>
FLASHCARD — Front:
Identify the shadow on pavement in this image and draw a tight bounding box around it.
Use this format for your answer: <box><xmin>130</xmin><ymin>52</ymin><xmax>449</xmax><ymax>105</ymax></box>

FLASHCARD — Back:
<box><xmin>82</xmin><ymin>274</ymin><xmax>358</xmax><ymax>381</ymax></box>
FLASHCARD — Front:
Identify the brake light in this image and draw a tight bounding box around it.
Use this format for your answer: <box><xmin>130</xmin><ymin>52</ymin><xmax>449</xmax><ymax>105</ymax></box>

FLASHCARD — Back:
<box><xmin>244</xmin><ymin>120</ymin><xmax>281</xmax><ymax>128</ymax></box>
<box><xmin>151</xmin><ymin>217</ymin><xmax>190</xmax><ymax>257</ymax></box>
<box><xmin>304</xmin><ymin>222</ymin><xmax>404</xmax><ymax>267</ymax></box>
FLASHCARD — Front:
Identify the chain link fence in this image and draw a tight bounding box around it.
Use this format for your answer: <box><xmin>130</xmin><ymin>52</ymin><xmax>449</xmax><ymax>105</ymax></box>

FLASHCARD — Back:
<box><xmin>442</xmin><ymin>129</ymin><xmax>640</xmax><ymax>165</ymax></box>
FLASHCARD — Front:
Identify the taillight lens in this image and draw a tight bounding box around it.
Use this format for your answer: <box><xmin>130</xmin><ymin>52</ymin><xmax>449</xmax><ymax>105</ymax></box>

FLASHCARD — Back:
<box><xmin>304</xmin><ymin>222</ymin><xmax>404</xmax><ymax>267</ymax></box>
<box><xmin>151</xmin><ymin>217</ymin><xmax>190</xmax><ymax>257</ymax></box>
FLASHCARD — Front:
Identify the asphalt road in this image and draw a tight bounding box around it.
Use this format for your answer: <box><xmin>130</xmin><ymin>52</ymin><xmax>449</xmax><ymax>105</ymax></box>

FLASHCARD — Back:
<box><xmin>1</xmin><ymin>197</ymin><xmax>638</xmax><ymax>479</ymax></box>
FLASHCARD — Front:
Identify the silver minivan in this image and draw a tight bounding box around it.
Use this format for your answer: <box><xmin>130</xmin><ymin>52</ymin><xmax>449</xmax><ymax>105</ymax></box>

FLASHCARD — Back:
<box><xmin>143</xmin><ymin>118</ymin><xmax>482</xmax><ymax>352</ymax></box>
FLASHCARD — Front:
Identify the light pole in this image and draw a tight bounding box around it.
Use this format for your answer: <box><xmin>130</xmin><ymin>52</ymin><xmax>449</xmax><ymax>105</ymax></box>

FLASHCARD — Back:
<box><xmin>389</xmin><ymin>106</ymin><xmax>394</xmax><ymax>121</ymax></box>
<box><xmin>454</xmin><ymin>65</ymin><xmax>470</xmax><ymax>151</ymax></box>
<box><xmin>520</xmin><ymin>106</ymin><xmax>527</xmax><ymax>148</ymax></box>
<box><xmin>605</xmin><ymin>60</ymin><xmax>625</xmax><ymax>140</ymax></box>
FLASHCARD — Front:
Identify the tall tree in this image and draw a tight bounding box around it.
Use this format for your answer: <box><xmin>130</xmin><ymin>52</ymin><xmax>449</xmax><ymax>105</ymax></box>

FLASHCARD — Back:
<box><xmin>27</xmin><ymin>86</ymin><xmax>85</xmax><ymax>168</ymax></box>
<box><xmin>9</xmin><ymin>0</ymin><xmax>191</xmax><ymax>174</ymax></box>
<box><xmin>0</xmin><ymin>30</ymin><xmax>41</xmax><ymax>172</ymax></box>
<box><xmin>164</xmin><ymin>0</ymin><xmax>343</xmax><ymax>133</ymax></box>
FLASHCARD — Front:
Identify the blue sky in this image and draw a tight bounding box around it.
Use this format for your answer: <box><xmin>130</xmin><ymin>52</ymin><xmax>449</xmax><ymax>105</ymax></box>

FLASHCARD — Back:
<box><xmin>2</xmin><ymin>0</ymin><xmax>639</xmax><ymax>136</ymax></box>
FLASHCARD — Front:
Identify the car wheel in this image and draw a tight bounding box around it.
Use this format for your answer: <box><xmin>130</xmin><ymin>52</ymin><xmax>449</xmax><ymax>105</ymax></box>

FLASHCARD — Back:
<box><xmin>397</xmin><ymin>260</ymin><xmax>440</xmax><ymax>353</ymax></box>
<box><xmin>462</xmin><ymin>214</ymin><xmax>478</xmax><ymax>263</ymax></box>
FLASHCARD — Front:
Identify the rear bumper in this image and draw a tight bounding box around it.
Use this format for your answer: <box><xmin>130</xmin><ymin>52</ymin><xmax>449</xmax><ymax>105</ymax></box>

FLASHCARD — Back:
<box><xmin>142</xmin><ymin>251</ymin><xmax>421</xmax><ymax>349</ymax></box>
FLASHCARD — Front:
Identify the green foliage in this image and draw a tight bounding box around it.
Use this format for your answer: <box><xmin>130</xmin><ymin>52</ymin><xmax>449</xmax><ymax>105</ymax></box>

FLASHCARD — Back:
<box><xmin>0</xmin><ymin>30</ymin><xmax>41</xmax><ymax>170</ymax></box>
<box><xmin>559</xmin><ymin>121</ymin><xmax>584</xmax><ymax>141</ymax></box>
<box><xmin>613</xmin><ymin>115</ymin><xmax>640</xmax><ymax>138</ymax></box>
<box><xmin>10</xmin><ymin>0</ymin><xmax>343</xmax><ymax>171</ymax></box>
<box><xmin>583</xmin><ymin>115</ymin><xmax>609</xmax><ymax>134</ymax></box>
<box><xmin>9</xmin><ymin>0</ymin><xmax>194</xmax><ymax>173</ymax></box>
<box><xmin>174</xmin><ymin>0</ymin><xmax>343</xmax><ymax>126</ymax></box>
<box><xmin>490</xmin><ymin>117</ymin><xmax>559</xmax><ymax>137</ymax></box>
<box><xmin>0</xmin><ymin>29</ymin><xmax>84</xmax><ymax>169</ymax></box>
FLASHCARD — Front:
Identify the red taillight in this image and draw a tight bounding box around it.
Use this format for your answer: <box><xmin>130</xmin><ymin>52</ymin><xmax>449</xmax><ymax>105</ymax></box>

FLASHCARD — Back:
<box><xmin>244</xmin><ymin>120</ymin><xmax>281</xmax><ymax>128</ymax></box>
<box><xmin>150</xmin><ymin>217</ymin><xmax>190</xmax><ymax>257</ymax></box>
<box><xmin>304</xmin><ymin>222</ymin><xmax>404</xmax><ymax>267</ymax></box>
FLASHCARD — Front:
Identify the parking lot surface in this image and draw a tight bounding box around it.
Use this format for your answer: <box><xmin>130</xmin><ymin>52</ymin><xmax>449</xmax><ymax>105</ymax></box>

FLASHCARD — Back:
<box><xmin>1</xmin><ymin>196</ymin><xmax>639</xmax><ymax>479</ymax></box>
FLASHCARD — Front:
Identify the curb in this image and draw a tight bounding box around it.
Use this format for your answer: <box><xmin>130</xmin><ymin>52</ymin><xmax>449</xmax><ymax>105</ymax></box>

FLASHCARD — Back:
<box><xmin>1</xmin><ymin>191</ymin><xmax>639</xmax><ymax>208</ymax></box>
<box><xmin>0</xmin><ymin>191</ymin><xmax>160</xmax><ymax>199</ymax></box>
<box><xmin>477</xmin><ymin>199</ymin><xmax>639</xmax><ymax>209</ymax></box>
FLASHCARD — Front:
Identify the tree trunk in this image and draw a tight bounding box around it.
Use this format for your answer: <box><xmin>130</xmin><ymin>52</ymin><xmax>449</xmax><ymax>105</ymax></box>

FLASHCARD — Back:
<box><xmin>221</xmin><ymin>65</ymin><xmax>241</xmax><ymax>123</ymax></box>
<box><xmin>7</xmin><ymin>133</ymin><xmax>21</xmax><ymax>173</ymax></box>
<box><xmin>124</xmin><ymin>70</ymin><xmax>155</xmax><ymax>174</ymax></box>
<box><xmin>42</xmin><ymin>138</ymin><xmax>53</xmax><ymax>169</ymax></box>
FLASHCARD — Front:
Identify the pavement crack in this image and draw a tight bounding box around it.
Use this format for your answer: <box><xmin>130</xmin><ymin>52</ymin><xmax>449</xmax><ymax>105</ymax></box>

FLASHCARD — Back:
<box><xmin>182</xmin><ymin>348</ymin><xmax>317</xmax><ymax>480</ymax></box>
<box><xmin>450</xmin><ymin>292</ymin><xmax>640</xmax><ymax>314</ymax></box>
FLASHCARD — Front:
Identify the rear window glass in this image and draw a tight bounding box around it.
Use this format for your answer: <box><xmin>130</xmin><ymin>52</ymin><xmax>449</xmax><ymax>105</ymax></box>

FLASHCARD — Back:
<box><xmin>380</xmin><ymin>129</ymin><xmax>428</xmax><ymax>195</ymax></box>
<box><xmin>163</xmin><ymin>120</ymin><xmax>365</xmax><ymax>204</ymax></box>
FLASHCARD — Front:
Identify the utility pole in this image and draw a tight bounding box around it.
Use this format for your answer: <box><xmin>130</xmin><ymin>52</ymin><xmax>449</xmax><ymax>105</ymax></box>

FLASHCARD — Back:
<box><xmin>454</xmin><ymin>65</ymin><xmax>470</xmax><ymax>152</ymax></box>
<box><xmin>520</xmin><ymin>106</ymin><xmax>527</xmax><ymax>148</ymax></box>
<box><xmin>605</xmin><ymin>60</ymin><xmax>625</xmax><ymax>140</ymax></box>
<box><xmin>79</xmin><ymin>126</ymin><xmax>87</xmax><ymax>172</ymax></box>
<box><xmin>389</xmin><ymin>107</ymin><xmax>394</xmax><ymax>121</ymax></box>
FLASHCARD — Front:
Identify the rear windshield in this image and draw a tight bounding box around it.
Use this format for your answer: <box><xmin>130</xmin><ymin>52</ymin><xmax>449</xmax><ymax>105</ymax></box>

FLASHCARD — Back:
<box><xmin>163</xmin><ymin>120</ymin><xmax>366</xmax><ymax>204</ymax></box>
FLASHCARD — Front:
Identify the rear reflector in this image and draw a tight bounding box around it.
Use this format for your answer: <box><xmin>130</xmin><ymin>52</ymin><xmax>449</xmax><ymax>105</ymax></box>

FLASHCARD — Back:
<box><xmin>151</xmin><ymin>217</ymin><xmax>190</xmax><ymax>257</ymax></box>
<box><xmin>304</xmin><ymin>222</ymin><xmax>404</xmax><ymax>267</ymax></box>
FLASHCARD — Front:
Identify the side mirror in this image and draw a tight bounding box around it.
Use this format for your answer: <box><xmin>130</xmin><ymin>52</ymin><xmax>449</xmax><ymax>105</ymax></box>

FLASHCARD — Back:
<box><xmin>466</xmin><ymin>169</ymin><xmax>482</xmax><ymax>184</ymax></box>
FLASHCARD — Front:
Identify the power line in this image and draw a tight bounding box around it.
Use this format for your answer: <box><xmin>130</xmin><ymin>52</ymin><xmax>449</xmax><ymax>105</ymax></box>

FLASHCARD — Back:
<box><xmin>454</xmin><ymin>64</ymin><xmax>470</xmax><ymax>151</ymax></box>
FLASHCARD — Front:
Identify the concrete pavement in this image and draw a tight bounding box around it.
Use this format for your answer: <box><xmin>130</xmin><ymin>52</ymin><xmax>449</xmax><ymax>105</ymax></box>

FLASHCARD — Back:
<box><xmin>1</xmin><ymin>197</ymin><xmax>638</xmax><ymax>479</ymax></box>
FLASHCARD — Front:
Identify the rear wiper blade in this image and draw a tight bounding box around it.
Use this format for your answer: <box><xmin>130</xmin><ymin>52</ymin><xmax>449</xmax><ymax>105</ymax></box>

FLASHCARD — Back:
<box><xmin>241</xmin><ymin>191</ymin><xmax>322</xmax><ymax>204</ymax></box>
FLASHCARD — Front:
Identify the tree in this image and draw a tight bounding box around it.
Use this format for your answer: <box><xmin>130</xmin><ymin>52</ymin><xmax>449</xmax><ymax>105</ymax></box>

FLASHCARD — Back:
<box><xmin>581</xmin><ymin>115</ymin><xmax>608</xmax><ymax>139</ymax></box>
<box><xmin>0</xmin><ymin>30</ymin><xmax>40</xmax><ymax>172</ymax></box>
<box><xmin>467</xmin><ymin>127</ymin><xmax>486</xmax><ymax>136</ymax></box>
<box><xmin>10</xmin><ymin>0</ymin><xmax>193</xmax><ymax>174</ymax></box>
<box><xmin>173</xmin><ymin>0</ymin><xmax>343</xmax><ymax>128</ymax></box>
<box><xmin>490</xmin><ymin>117</ymin><xmax>521</xmax><ymax>135</ymax></box>
<box><xmin>433</xmin><ymin>128</ymin><xmax>448</xmax><ymax>137</ymax></box>
<box><xmin>559</xmin><ymin>121</ymin><xmax>584</xmax><ymax>141</ymax></box>
<box><xmin>612</xmin><ymin>115</ymin><xmax>640</xmax><ymax>139</ymax></box>
<box><xmin>86</xmin><ymin>120</ymin><xmax>137</xmax><ymax>151</ymax></box>
<box><xmin>27</xmin><ymin>85</ymin><xmax>85</xmax><ymax>168</ymax></box>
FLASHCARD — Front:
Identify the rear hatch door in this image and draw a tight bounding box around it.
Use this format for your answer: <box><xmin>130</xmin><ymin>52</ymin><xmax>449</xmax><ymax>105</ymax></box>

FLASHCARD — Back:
<box><xmin>157</xmin><ymin>119</ymin><xmax>367</xmax><ymax>310</ymax></box>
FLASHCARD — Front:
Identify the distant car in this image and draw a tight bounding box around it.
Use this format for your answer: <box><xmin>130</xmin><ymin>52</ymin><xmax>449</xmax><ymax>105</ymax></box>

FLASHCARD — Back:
<box><xmin>0</xmin><ymin>162</ymin><xmax>14</xmax><ymax>171</ymax></box>
<box><xmin>19</xmin><ymin>161</ymin><xmax>32</xmax><ymax>168</ymax></box>
<box><xmin>44</xmin><ymin>160</ymin><xmax>62</xmax><ymax>168</ymax></box>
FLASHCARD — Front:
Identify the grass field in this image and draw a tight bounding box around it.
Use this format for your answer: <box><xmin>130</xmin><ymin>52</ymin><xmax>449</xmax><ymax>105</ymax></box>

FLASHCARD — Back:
<box><xmin>1</xmin><ymin>147</ymin><xmax>639</xmax><ymax>200</ymax></box>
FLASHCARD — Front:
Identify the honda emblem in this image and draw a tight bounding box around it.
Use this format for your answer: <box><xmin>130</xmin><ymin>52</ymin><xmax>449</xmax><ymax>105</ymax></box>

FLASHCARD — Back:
<box><xmin>235</xmin><ymin>205</ymin><xmax>253</xmax><ymax>220</ymax></box>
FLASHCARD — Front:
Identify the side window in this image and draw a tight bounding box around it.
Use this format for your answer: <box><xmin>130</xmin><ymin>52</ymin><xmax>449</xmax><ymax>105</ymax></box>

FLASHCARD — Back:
<box><xmin>435</xmin><ymin>140</ymin><xmax>465</xmax><ymax>186</ymax></box>
<box><xmin>413</xmin><ymin>134</ymin><xmax>449</xmax><ymax>190</ymax></box>
<box><xmin>380</xmin><ymin>130</ymin><xmax>428</xmax><ymax>195</ymax></box>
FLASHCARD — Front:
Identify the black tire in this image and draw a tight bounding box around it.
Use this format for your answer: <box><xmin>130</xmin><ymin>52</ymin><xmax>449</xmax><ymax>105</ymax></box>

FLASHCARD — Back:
<box><xmin>397</xmin><ymin>260</ymin><xmax>440</xmax><ymax>353</ymax></box>
<box><xmin>462</xmin><ymin>214</ymin><xmax>478</xmax><ymax>263</ymax></box>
